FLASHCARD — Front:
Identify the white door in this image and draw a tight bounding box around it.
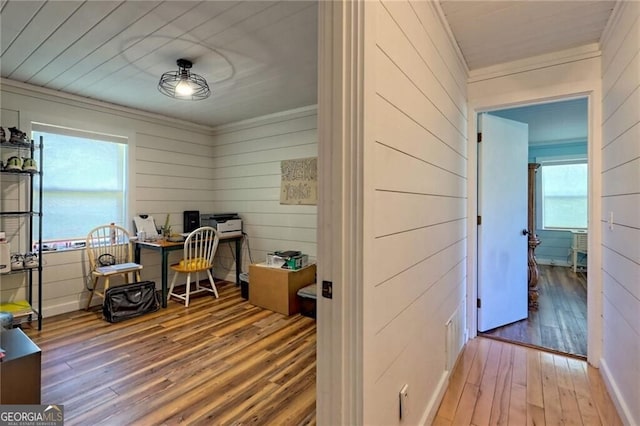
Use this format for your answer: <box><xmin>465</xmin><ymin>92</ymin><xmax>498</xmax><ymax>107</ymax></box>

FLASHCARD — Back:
<box><xmin>478</xmin><ymin>113</ymin><xmax>529</xmax><ymax>332</ymax></box>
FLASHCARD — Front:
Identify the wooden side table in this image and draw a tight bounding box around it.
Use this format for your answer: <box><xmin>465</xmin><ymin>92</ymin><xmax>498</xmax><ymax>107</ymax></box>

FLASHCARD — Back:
<box><xmin>0</xmin><ymin>327</ymin><xmax>41</xmax><ymax>404</ymax></box>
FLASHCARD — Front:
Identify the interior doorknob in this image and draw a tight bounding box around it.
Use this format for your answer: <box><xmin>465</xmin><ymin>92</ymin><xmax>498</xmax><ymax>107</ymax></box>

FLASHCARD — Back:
<box><xmin>522</xmin><ymin>229</ymin><xmax>529</xmax><ymax>236</ymax></box>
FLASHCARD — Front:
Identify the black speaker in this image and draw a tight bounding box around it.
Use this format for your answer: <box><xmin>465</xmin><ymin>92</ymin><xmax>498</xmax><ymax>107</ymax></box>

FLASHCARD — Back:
<box><xmin>183</xmin><ymin>210</ymin><xmax>200</xmax><ymax>233</ymax></box>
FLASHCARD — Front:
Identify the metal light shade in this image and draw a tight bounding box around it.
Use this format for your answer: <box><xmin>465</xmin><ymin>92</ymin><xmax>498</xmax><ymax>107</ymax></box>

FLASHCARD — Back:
<box><xmin>158</xmin><ymin>59</ymin><xmax>210</xmax><ymax>101</ymax></box>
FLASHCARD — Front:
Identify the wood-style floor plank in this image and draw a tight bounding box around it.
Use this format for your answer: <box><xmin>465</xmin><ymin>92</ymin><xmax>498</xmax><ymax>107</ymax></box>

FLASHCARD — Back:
<box><xmin>482</xmin><ymin>265</ymin><xmax>587</xmax><ymax>357</ymax></box>
<box><xmin>24</xmin><ymin>281</ymin><xmax>316</xmax><ymax>426</ymax></box>
<box><xmin>435</xmin><ymin>337</ymin><xmax>622</xmax><ymax>426</ymax></box>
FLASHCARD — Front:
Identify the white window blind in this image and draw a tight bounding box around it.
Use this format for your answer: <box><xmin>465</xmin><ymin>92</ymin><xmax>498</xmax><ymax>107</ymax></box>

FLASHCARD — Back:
<box><xmin>540</xmin><ymin>161</ymin><xmax>587</xmax><ymax>230</ymax></box>
<box><xmin>32</xmin><ymin>124</ymin><xmax>128</xmax><ymax>242</ymax></box>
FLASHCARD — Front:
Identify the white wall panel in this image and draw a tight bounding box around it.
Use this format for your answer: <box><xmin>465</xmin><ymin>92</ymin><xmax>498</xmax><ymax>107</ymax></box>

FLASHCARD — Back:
<box><xmin>600</xmin><ymin>6</ymin><xmax>640</xmax><ymax>420</ymax></box>
<box><xmin>603</xmin><ymin>270</ymin><xmax>640</xmax><ymax>336</ymax></box>
<box><xmin>602</xmin><ymin>2</ymin><xmax>640</xmax><ymax>424</ymax></box>
<box><xmin>602</xmin><ymin>88</ymin><xmax>640</xmax><ymax>143</ymax></box>
<box><xmin>210</xmin><ymin>107</ymin><xmax>317</xmax><ymax>279</ymax></box>
<box><xmin>0</xmin><ymin>82</ymin><xmax>217</xmax><ymax>315</ymax></box>
<box><xmin>374</xmin><ymin>96</ymin><xmax>466</xmax><ymax>177</ymax></box>
<box><xmin>602</xmin><ymin>122</ymin><xmax>640</xmax><ymax>168</ymax></box>
<box><xmin>601</xmin><ymin>2</ymin><xmax>640</xmax><ymax>87</ymax></box>
<box><xmin>601</xmin><ymin>158</ymin><xmax>640</xmax><ymax>196</ymax></box>
<box><xmin>602</xmin><ymin>194</ymin><xmax>640</xmax><ymax>228</ymax></box>
<box><xmin>364</xmin><ymin>1</ymin><xmax>468</xmax><ymax>424</ymax></box>
<box><xmin>374</xmin><ymin>144</ymin><xmax>466</xmax><ymax>197</ymax></box>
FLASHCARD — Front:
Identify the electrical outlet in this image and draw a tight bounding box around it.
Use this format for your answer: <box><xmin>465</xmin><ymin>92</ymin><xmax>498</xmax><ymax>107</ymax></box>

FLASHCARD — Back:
<box><xmin>399</xmin><ymin>384</ymin><xmax>409</xmax><ymax>420</ymax></box>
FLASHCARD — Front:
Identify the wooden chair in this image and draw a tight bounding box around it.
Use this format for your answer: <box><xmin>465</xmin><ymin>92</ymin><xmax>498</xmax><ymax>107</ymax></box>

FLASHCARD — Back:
<box><xmin>85</xmin><ymin>224</ymin><xmax>143</xmax><ymax>309</ymax></box>
<box><xmin>168</xmin><ymin>226</ymin><xmax>220</xmax><ymax>307</ymax></box>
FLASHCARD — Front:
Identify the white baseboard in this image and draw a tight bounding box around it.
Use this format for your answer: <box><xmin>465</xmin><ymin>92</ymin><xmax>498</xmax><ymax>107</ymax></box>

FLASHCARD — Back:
<box><xmin>45</xmin><ymin>300</ymin><xmax>84</xmax><ymax>317</ymax></box>
<box><xmin>419</xmin><ymin>371</ymin><xmax>449</xmax><ymax>426</ymax></box>
<box><xmin>536</xmin><ymin>258</ymin><xmax>572</xmax><ymax>267</ymax></box>
<box><xmin>599</xmin><ymin>358</ymin><xmax>636</xmax><ymax>426</ymax></box>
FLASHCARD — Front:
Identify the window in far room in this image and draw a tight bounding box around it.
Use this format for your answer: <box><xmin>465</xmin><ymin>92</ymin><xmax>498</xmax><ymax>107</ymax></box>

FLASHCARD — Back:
<box><xmin>540</xmin><ymin>159</ymin><xmax>587</xmax><ymax>230</ymax></box>
<box><xmin>32</xmin><ymin>123</ymin><xmax>128</xmax><ymax>247</ymax></box>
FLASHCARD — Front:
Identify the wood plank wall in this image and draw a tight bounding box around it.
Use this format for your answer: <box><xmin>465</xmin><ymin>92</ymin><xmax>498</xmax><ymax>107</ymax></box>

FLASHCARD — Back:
<box><xmin>209</xmin><ymin>106</ymin><xmax>317</xmax><ymax>281</ymax></box>
<box><xmin>0</xmin><ymin>83</ymin><xmax>216</xmax><ymax>315</ymax></box>
<box><xmin>600</xmin><ymin>2</ymin><xmax>640</xmax><ymax>424</ymax></box>
<box><xmin>364</xmin><ymin>2</ymin><xmax>468</xmax><ymax>424</ymax></box>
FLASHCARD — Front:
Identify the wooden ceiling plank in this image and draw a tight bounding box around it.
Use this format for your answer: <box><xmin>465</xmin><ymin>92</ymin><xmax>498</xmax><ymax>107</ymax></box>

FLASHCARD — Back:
<box><xmin>26</xmin><ymin>1</ymin><xmax>163</xmax><ymax>87</ymax></box>
<box><xmin>85</xmin><ymin>1</ymin><xmax>312</xmax><ymax>104</ymax></box>
<box><xmin>46</xmin><ymin>2</ymin><xmax>203</xmax><ymax>91</ymax></box>
<box><xmin>8</xmin><ymin>1</ymin><xmax>124</xmax><ymax>82</ymax></box>
<box><xmin>64</xmin><ymin>1</ymin><xmax>239</xmax><ymax>95</ymax></box>
<box><xmin>0</xmin><ymin>0</ymin><xmax>46</xmax><ymax>56</ymax></box>
<box><xmin>1</xmin><ymin>1</ymin><xmax>83</xmax><ymax>77</ymax></box>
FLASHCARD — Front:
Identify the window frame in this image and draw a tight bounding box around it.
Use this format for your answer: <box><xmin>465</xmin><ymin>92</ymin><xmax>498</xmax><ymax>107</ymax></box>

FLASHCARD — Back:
<box><xmin>31</xmin><ymin>123</ymin><xmax>130</xmax><ymax>247</ymax></box>
<box><xmin>536</xmin><ymin>155</ymin><xmax>588</xmax><ymax>232</ymax></box>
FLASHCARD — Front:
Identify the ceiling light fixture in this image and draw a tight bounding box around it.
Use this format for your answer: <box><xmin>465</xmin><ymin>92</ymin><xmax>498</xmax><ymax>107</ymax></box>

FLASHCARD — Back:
<box><xmin>158</xmin><ymin>59</ymin><xmax>210</xmax><ymax>101</ymax></box>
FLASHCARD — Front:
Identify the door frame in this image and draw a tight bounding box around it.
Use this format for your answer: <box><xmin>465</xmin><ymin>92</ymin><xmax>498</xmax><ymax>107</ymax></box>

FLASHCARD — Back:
<box><xmin>467</xmin><ymin>91</ymin><xmax>602</xmax><ymax>365</ymax></box>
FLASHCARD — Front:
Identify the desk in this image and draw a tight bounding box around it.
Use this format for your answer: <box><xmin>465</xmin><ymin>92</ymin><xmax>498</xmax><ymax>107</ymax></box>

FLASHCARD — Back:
<box><xmin>134</xmin><ymin>235</ymin><xmax>242</xmax><ymax>307</ymax></box>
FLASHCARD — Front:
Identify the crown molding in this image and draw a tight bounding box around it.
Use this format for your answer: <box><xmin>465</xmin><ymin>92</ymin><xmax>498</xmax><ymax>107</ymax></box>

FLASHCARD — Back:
<box><xmin>431</xmin><ymin>1</ymin><xmax>470</xmax><ymax>77</ymax></box>
<box><xmin>599</xmin><ymin>0</ymin><xmax>625</xmax><ymax>49</ymax></box>
<box><xmin>0</xmin><ymin>78</ymin><xmax>215</xmax><ymax>135</ymax></box>
<box><xmin>468</xmin><ymin>43</ymin><xmax>601</xmax><ymax>83</ymax></box>
<box><xmin>212</xmin><ymin>104</ymin><xmax>317</xmax><ymax>135</ymax></box>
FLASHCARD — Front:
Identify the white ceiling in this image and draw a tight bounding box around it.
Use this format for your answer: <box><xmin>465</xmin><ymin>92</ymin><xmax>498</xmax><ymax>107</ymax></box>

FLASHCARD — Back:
<box><xmin>0</xmin><ymin>1</ymin><xmax>616</xmax><ymax>128</ymax></box>
<box><xmin>438</xmin><ymin>0</ymin><xmax>616</xmax><ymax>70</ymax></box>
<box><xmin>0</xmin><ymin>1</ymin><xmax>318</xmax><ymax>127</ymax></box>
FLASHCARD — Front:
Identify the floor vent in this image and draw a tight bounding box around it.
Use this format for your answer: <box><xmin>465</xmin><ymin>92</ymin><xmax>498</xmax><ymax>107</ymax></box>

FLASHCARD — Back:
<box><xmin>445</xmin><ymin>303</ymin><xmax>465</xmax><ymax>372</ymax></box>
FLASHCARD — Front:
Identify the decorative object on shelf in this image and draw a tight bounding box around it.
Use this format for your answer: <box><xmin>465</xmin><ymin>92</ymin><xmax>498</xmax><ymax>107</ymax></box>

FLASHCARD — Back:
<box><xmin>527</xmin><ymin>163</ymin><xmax>541</xmax><ymax>310</ymax></box>
<box><xmin>161</xmin><ymin>213</ymin><xmax>172</xmax><ymax>239</ymax></box>
<box><xmin>22</xmin><ymin>157</ymin><xmax>37</xmax><ymax>172</ymax></box>
<box><xmin>4</xmin><ymin>127</ymin><xmax>28</xmax><ymax>144</ymax></box>
<box><xmin>10</xmin><ymin>253</ymin><xmax>24</xmax><ymax>270</ymax></box>
<box><xmin>4</xmin><ymin>156</ymin><xmax>23</xmax><ymax>171</ymax></box>
<box><xmin>158</xmin><ymin>59</ymin><xmax>210</xmax><ymax>101</ymax></box>
<box><xmin>0</xmin><ymin>232</ymin><xmax>9</xmax><ymax>274</ymax></box>
<box><xmin>23</xmin><ymin>252</ymin><xmax>39</xmax><ymax>268</ymax></box>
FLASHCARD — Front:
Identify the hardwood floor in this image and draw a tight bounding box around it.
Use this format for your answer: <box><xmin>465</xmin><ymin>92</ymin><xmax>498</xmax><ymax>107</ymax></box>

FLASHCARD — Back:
<box><xmin>23</xmin><ymin>281</ymin><xmax>316</xmax><ymax>426</ymax></box>
<box><xmin>481</xmin><ymin>265</ymin><xmax>587</xmax><ymax>357</ymax></box>
<box><xmin>434</xmin><ymin>337</ymin><xmax>622</xmax><ymax>426</ymax></box>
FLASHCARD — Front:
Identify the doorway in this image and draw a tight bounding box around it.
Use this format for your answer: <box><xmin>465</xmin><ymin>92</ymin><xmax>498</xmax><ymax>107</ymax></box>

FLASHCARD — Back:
<box><xmin>477</xmin><ymin>98</ymin><xmax>589</xmax><ymax>358</ymax></box>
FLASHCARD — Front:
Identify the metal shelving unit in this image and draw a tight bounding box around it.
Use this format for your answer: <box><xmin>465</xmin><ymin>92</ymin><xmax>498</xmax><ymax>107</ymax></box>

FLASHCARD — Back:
<box><xmin>0</xmin><ymin>136</ymin><xmax>43</xmax><ymax>330</ymax></box>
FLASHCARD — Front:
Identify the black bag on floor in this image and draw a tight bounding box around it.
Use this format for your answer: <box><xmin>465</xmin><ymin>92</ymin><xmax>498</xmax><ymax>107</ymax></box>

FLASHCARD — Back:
<box><xmin>103</xmin><ymin>281</ymin><xmax>159</xmax><ymax>323</ymax></box>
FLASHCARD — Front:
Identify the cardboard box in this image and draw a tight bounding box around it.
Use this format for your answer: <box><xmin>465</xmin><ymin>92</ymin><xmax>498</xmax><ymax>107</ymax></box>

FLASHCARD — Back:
<box><xmin>249</xmin><ymin>263</ymin><xmax>316</xmax><ymax>315</ymax></box>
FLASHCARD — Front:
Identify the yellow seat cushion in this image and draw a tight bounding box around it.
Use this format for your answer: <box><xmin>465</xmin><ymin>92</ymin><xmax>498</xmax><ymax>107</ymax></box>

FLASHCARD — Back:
<box><xmin>170</xmin><ymin>257</ymin><xmax>211</xmax><ymax>272</ymax></box>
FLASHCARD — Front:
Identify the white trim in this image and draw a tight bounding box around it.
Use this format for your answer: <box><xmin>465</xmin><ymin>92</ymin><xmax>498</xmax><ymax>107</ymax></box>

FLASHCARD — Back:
<box><xmin>468</xmin><ymin>44</ymin><xmax>601</xmax><ymax>83</ymax></box>
<box><xmin>529</xmin><ymin>137</ymin><xmax>588</xmax><ymax>147</ymax></box>
<box><xmin>536</xmin><ymin>258</ymin><xmax>572</xmax><ymax>268</ymax></box>
<box><xmin>0</xmin><ymin>78</ymin><xmax>214</xmax><ymax>134</ymax></box>
<box><xmin>32</xmin><ymin>122</ymin><xmax>128</xmax><ymax>144</ymax></box>
<box><xmin>317</xmin><ymin>1</ymin><xmax>366</xmax><ymax>424</ymax></box>
<box><xmin>468</xmin><ymin>87</ymin><xmax>602</xmax><ymax>366</ymax></box>
<box><xmin>420</xmin><ymin>371</ymin><xmax>450</xmax><ymax>426</ymax></box>
<box><xmin>431</xmin><ymin>1</ymin><xmax>470</xmax><ymax>75</ymax></box>
<box><xmin>600</xmin><ymin>358</ymin><xmax>636</xmax><ymax>426</ymax></box>
<box><xmin>211</xmin><ymin>104</ymin><xmax>318</xmax><ymax>135</ymax></box>
<box><xmin>599</xmin><ymin>0</ymin><xmax>625</xmax><ymax>49</ymax></box>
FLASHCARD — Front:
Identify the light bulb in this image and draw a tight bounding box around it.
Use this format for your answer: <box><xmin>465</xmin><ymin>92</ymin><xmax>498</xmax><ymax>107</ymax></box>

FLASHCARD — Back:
<box><xmin>175</xmin><ymin>79</ymin><xmax>194</xmax><ymax>96</ymax></box>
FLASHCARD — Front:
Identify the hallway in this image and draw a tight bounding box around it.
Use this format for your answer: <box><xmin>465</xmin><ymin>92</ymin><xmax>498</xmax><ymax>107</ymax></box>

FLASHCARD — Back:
<box><xmin>434</xmin><ymin>337</ymin><xmax>621</xmax><ymax>425</ymax></box>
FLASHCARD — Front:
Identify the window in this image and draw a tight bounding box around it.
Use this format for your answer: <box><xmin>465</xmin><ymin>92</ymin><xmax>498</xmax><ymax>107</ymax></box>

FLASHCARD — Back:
<box><xmin>540</xmin><ymin>160</ymin><xmax>587</xmax><ymax>230</ymax></box>
<box><xmin>32</xmin><ymin>124</ymin><xmax>128</xmax><ymax>243</ymax></box>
